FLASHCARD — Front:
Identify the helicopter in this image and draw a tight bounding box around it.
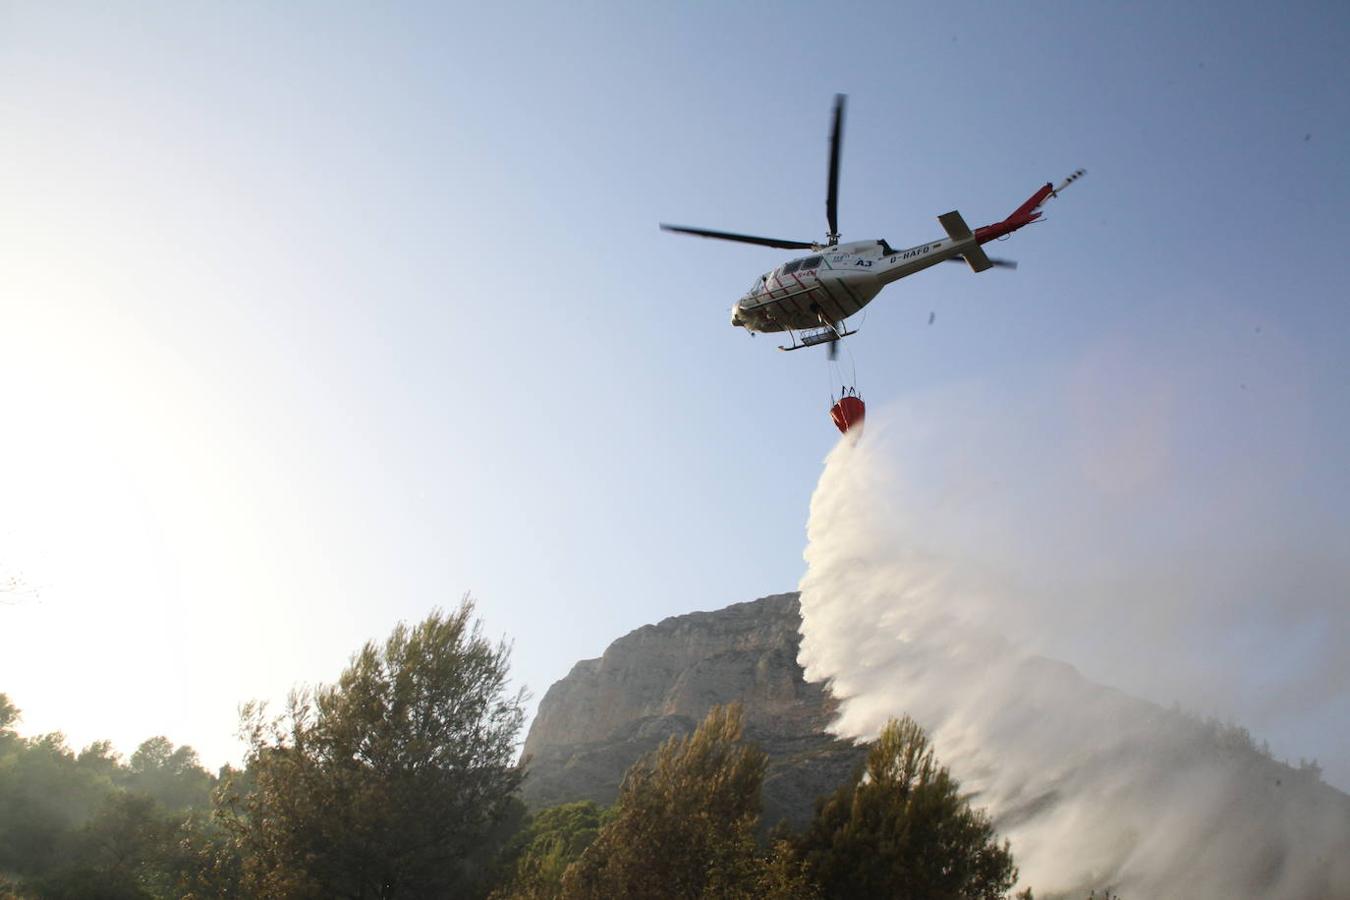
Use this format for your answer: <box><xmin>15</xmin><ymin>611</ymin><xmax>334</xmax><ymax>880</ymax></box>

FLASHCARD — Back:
<box><xmin>660</xmin><ymin>95</ymin><xmax>1085</xmax><ymax>358</ymax></box>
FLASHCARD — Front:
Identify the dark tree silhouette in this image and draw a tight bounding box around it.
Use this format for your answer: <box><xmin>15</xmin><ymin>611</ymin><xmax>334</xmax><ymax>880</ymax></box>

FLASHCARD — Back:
<box><xmin>793</xmin><ymin>716</ymin><xmax>1017</xmax><ymax>900</ymax></box>
<box><xmin>221</xmin><ymin>598</ymin><xmax>527</xmax><ymax>899</ymax></box>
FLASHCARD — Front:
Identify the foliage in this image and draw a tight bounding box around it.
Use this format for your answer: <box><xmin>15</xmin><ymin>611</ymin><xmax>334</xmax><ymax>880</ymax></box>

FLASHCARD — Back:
<box><xmin>752</xmin><ymin>840</ymin><xmax>822</xmax><ymax>900</ymax></box>
<box><xmin>0</xmin><ymin>724</ymin><xmax>120</xmax><ymax>879</ymax></box>
<box><xmin>146</xmin><ymin>809</ymin><xmax>245</xmax><ymax>900</ymax></box>
<box><xmin>792</xmin><ymin>715</ymin><xmax>1018</xmax><ymax>900</ymax></box>
<box><xmin>219</xmin><ymin>598</ymin><xmax>527</xmax><ymax>899</ymax></box>
<box><xmin>0</xmin><ymin>694</ymin><xmax>220</xmax><ymax>898</ymax></box>
<box><xmin>559</xmin><ymin>704</ymin><xmax>817</xmax><ymax>900</ymax></box>
<box><xmin>31</xmin><ymin>792</ymin><xmax>175</xmax><ymax>899</ymax></box>
<box><xmin>0</xmin><ymin>695</ymin><xmax>17</xmax><ymax>736</ymax></box>
<box><xmin>491</xmin><ymin>801</ymin><xmax>607</xmax><ymax>899</ymax></box>
<box><xmin>125</xmin><ymin>737</ymin><xmax>214</xmax><ymax>812</ymax></box>
<box><xmin>1</xmin><ymin>630</ymin><xmax>1034</xmax><ymax>900</ymax></box>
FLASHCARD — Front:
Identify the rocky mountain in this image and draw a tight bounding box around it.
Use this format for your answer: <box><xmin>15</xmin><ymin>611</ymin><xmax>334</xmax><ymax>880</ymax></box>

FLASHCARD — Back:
<box><xmin>520</xmin><ymin>593</ymin><xmax>863</xmax><ymax>828</ymax></box>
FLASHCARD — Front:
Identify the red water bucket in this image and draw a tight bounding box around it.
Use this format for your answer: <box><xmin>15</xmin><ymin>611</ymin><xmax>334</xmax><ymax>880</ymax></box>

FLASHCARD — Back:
<box><xmin>829</xmin><ymin>395</ymin><xmax>865</xmax><ymax>434</ymax></box>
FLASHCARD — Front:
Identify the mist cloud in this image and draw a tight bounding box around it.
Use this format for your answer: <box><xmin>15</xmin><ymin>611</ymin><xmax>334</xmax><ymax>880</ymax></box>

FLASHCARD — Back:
<box><xmin>796</xmin><ymin>371</ymin><xmax>1350</xmax><ymax>898</ymax></box>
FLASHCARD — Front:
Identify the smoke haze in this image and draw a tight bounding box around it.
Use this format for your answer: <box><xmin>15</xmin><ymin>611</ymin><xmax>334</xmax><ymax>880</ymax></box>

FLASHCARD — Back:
<box><xmin>796</xmin><ymin>366</ymin><xmax>1350</xmax><ymax>898</ymax></box>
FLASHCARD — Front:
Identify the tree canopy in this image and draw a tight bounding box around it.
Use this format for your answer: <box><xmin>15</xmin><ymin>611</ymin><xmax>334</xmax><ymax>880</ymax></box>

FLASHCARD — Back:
<box><xmin>560</xmin><ymin>704</ymin><xmax>817</xmax><ymax>900</ymax></box>
<box><xmin>1</xmin><ymin>626</ymin><xmax>1030</xmax><ymax>899</ymax></box>
<box><xmin>0</xmin><ymin>694</ymin><xmax>223</xmax><ymax>899</ymax></box>
<box><xmin>792</xmin><ymin>716</ymin><xmax>1018</xmax><ymax>900</ymax></box>
<box><xmin>491</xmin><ymin>801</ymin><xmax>607</xmax><ymax>900</ymax></box>
<box><xmin>220</xmin><ymin>597</ymin><xmax>527</xmax><ymax>899</ymax></box>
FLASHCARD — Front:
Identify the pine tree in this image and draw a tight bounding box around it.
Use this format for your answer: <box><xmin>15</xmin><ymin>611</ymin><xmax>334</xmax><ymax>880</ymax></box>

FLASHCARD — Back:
<box><xmin>560</xmin><ymin>704</ymin><xmax>793</xmax><ymax>900</ymax></box>
<box><xmin>221</xmin><ymin>598</ymin><xmax>526</xmax><ymax>899</ymax></box>
<box><xmin>793</xmin><ymin>716</ymin><xmax>1017</xmax><ymax>900</ymax></box>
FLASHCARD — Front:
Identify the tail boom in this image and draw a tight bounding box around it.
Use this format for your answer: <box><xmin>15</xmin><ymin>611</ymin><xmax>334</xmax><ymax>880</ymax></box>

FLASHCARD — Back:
<box><xmin>875</xmin><ymin>169</ymin><xmax>1084</xmax><ymax>284</ymax></box>
<box><xmin>975</xmin><ymin>169</ymin><xmax>1086</xmax><ymax>244</ymax></box>
<box><xmin>937</xmin><ymin>210</ymin><xmax>994</xmax><ymax>272</ymax></box>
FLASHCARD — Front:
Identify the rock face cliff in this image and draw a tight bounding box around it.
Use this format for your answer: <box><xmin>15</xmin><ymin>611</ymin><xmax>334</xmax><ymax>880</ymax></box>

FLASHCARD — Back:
<box><xmin>520</xmin><ymin>593</ymin><xmax>863</xmax><ymax>828</ymax></box>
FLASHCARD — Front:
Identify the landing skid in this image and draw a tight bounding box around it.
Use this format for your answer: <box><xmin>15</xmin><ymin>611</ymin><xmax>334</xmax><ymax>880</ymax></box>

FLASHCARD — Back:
<box><xmin>778</xmin><ymin>326</ymin><xmax>857</xmax><ymax>352</ymax></box>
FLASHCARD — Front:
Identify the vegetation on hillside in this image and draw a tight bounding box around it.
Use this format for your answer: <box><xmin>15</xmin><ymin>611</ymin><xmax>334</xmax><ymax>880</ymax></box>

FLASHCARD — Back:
<box><xmin>0</xmin><ymin>692</ymin><xmax>231</xmax><ymax>898</ymax></box>
<box><xmin>559</xmin><ymin>703</ymin><xmax>818</xmax><ymax>900</ymax></box>
<box><xmin>219</xmin><ymin>601</ymin><xmax>526</xmax><ymax>897</ymax></box>
<box><xmin>1</xmin><ymin>601</ymin><xmax>1029</xmax><ymax>899</ymax></box>
<box><xmin>790</xmin><ymin>716</ymin><xmax>1017</xmax><ymax>899</ymax></box>
<box><xmin>491</xmin><ymin>801</ymin><xmax>607</xmax><ymax>899</ymax></box>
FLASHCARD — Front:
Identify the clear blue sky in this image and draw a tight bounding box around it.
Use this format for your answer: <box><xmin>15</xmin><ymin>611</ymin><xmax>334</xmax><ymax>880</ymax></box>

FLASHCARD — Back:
<box><xmin>2</xmin><ymin>2</ymin><xmax>1347</xmax><ymax>774</ymax></box>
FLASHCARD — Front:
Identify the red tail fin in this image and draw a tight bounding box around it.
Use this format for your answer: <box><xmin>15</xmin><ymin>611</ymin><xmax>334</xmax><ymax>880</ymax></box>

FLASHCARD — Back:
<box><xmin>974</xmin><ymin>171</ymin><xmax>1086</xmax><ymax>245</ymax></box>
<box><xmin>1009</xmin><ymin>183</ymin><xmax>1054</xmax><ymax>223</ymax></box>
<box><xmin>974</xmin><ymin>183</ymin><xmax>1054</xmax><ymax>244</ymax></box>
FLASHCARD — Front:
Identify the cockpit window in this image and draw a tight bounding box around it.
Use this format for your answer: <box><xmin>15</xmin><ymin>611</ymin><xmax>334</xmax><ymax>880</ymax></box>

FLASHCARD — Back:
<box><xmin>800</xmin><ymin>256</ymin><xmax>822</xmax><ymax>270</ymax></box>
<box><xmin>782</xmin><ymin>259</ymin><xmax>803</xmax><ymax>275</ymax></box>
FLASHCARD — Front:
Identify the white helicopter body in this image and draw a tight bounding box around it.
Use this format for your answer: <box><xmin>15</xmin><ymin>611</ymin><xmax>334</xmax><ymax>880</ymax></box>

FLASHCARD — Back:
<box><xmin>662</xmin><ymin>95</ymin><xmax>1084</xmax><ymax>353</ymax></box>
<box><xmin>732</xmin><ymin>235</ymin><xmax>972</xmax><ymax>334</ymax></box>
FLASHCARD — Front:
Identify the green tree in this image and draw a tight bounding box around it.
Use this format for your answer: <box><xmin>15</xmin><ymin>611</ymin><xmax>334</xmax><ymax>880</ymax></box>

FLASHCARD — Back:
<box><xmin>220</xmin><ymin>598</ymin><xmax>527</xmax><ymax>899</ymax></box>
<box><xmin>560</xmin><ymin>704</ymin><xmax>816</xmax><ymax>900</ymax></box>
<box><xmin>33</xmin><ymin>792</ymin><xmax>174</xmax><ymax>900</ymax></box>
<box><xmin>125</xmin><ymin>737</ymin><xmax>213</xmax><ymax>812</ymax></box>
<box><xmin>0</xmin><ymin>695</ymin><xmax>232</xmax><ymax>898</ymax></box>
<box><xmin>793</xmin><ymin>716</ymin><xmax>1017</xmax><ymax>900</ymax></box>
<box><xmin>158</xmin><ymin>811</ymin><xmax>245</xmax><ymax>900</ymax></box>
<box><xmin>0</xmin><ymin>728</ymin><xmax>109</xmax><ymax>880</ymax></box>
<box><xmin>75</xmin><ymin>740</ymin><xmax>123</xmax><ymax>783</ymax></box>
<box><xmin>0</xmin><ymin>695</ymin><xmax>18</xmax><ymax>743</ymax></box>
<box><xmin>492</xmin><ymin>801</ymin><xmax>606</xmax><ymax>899</ymax></box>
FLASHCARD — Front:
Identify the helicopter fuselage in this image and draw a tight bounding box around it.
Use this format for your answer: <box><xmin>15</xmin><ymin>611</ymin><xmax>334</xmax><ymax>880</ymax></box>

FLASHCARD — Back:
<box><xmin>662</xmin><ymin>92</ymin><xmax>1085</xmax><ymax>346</ymax></box>
<box><xmin>730</xmin><ymin>234</ymin><xmax>966</xmax><ymax>333</ymax></box>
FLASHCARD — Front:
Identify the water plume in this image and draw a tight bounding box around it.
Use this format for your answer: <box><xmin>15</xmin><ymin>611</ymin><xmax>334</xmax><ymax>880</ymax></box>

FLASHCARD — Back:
<box><xmin>797</xmin><ymin>382</ymin><xmax>1350</xmax><ymax>899</ymax></box>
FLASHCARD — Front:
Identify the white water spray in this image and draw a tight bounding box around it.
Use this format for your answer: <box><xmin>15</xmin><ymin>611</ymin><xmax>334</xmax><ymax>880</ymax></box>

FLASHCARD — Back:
<box><xmin>797</xmin><ymin>384</ymin><xmax>1350</xmax><ymax>899</ymax></box>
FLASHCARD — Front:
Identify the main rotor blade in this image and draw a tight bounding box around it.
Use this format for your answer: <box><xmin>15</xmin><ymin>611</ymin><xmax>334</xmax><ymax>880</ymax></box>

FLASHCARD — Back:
<box><xmin>946</xmin><ymin>255</ymin><xmax>1018</xmax><ymax>269</ymax></box>
<box><xmin>659</xmin><ymin>224</ymin><xmax>816</xmax><ymax>250</ymax></box>
<box><xmin>826</xmin><ymin>94</ymin><xmax>845</xmax><ymax>243</ymax></box>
